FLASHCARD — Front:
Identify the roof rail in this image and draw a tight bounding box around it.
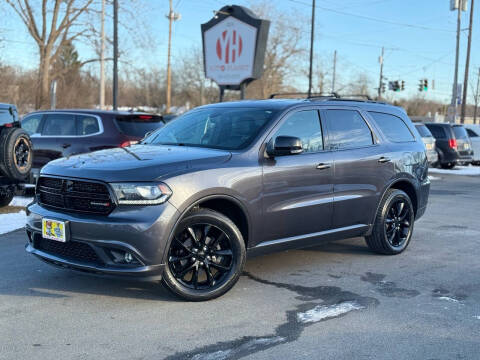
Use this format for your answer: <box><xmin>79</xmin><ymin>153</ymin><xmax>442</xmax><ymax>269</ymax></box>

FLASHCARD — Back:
<box><xmin>337</xmin><ymin>94</ymin><xmax>372</xmax><ymax>101</ymax></box>
<box><xmin>269</xmin><ymin>92</ymin><xmax>340</xmax><ymax>99</ymax></box>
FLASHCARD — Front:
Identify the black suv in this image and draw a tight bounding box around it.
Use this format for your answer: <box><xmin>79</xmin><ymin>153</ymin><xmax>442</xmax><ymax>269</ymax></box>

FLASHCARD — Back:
<box><xmin>26</xmin><ymin>98</ymin><xmax>430</xmax><ymax>300</ymax></box>
<box><xmin>21</xmin><ymin>110</ymin><xmax>166</xmax><ymax>179</ymax></box>
<box><xmin>0</xmin><ymin>103</ymin><xmax>33</xmax><ymax>207</ymax></box>
<box><xmin>425</xmin><ymin>123</ymin><xmax>473</xmax><ymax>168</ymax></box>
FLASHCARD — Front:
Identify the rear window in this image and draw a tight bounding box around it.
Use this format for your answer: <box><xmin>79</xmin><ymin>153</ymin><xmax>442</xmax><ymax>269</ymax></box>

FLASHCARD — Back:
<box><xmin>466</xmin><ymin>128</ymin><xmax>479</xmax><ymax>137</ymax></box>
<box><xmin>115</xmin><ymin>115</ymin><xmax>165</xmax><ymax>138</ymax></box>
<box><xmin>369</xmin><ymin>112</ymin><xmax>414</xmax><ymax>142</ymax></box>
<box><xmin>415</xmin><ymin>124</ymin><xmax>432</xmax><ymax>137</ymax></box>
<box><xmin>452</xmin><ymin>126</ymin><xmax>468</xmax><ymax>139</ymax></box>
<box><xmin>425</xmin><ymin>125</ymin><xmax>446</xmax><ymax>139</ymax></box>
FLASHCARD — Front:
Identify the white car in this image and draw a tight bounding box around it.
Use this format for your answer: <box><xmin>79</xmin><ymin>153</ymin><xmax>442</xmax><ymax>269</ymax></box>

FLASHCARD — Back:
<box><xmin>464</xmin><ymin>124</ymin><xmax>480</xmax><ymax>165</ymax></box>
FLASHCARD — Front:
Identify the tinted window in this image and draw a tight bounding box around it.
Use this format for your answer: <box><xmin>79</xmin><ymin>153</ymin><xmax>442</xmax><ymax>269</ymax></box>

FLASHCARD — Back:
<box><xmin>415</xmin><ymin>124</ymin><xmax>432</xmax><ymax>137</ymax></box>
<box><xmin>426</xmin><ymin>125</ymin><xmax>446</xmax><ymax>139</ymax></box>
<box><xmin>466</xmin><ymin>128</ymin><xmax>479</xmax><ymax>137</ymax></box>
<box><xmin>77</xmin><ymin>115</ymin><xmax>100</xmax><ymax>135</ymax></box>
<box><xmin>369</xmin><ymin>112</ymin><xmax>414</xmax><ymax>142</ymax></box>
<box><xmin>273</xmin><ymin>110</ymin><xmax>323</xmax><ymax>153</ymax></box>
<box><xmin>324</xmin><ymin>110</ymin><xmax>373</xmax><ymax>149</ymax></box>
<box><xmin>144</xmin><ymin>108</ymin><xmax>277</xmax><ymax>150</ymax></box>
<box><xmin>452</xmin><ymin>126</ymin><xmax>468</xmax><ymax>139</ymax></box>
<box><xmin>42</xmin><ymin>114</ymin><xmax>76</xmax><ymax>136</ymax></box>
<box><xmin>21</xmin><ymin>114</ymin><xmax>42</xmax><ymax>135</ymax></box>
<box><xmin>115</xmin><ymin>115</ymin><xmax>165</xmax><ymax>138</ymax></box>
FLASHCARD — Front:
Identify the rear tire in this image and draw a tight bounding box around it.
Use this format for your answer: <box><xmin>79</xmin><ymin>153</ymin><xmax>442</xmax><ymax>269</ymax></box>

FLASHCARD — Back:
<box><xmin>0</xmin><ymin>128</ymin><xmax>33</xmax><ymax>181</ymax></box>
<box><xmin>441</xmin><ymin>162</ymin><xmax>455</xmax><ymax>169</ymax></box>
<box><xmin>162</xmin><ymin>209</ymin><xmax>246</xmax><ymax>301</ymax></box>
<box><xmin>0</xmin><ymin>191</ymin><xmax>14</xmax><ymax>207</ymax></box>
<box><xmin>365</xmin><ymin>189</ymin><xmax>415</xmax><ymax>255</ymax></box>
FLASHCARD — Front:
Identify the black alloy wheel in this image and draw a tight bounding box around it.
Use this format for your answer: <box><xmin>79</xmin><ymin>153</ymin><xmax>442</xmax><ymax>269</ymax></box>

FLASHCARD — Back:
<box><xmin>384</xmin><ymin>198</ymin><xmax>412</xmax><ymax>248</ymax></box>
<box><xmin>169</xmin><ymin>223</ymin><xmax>234</xmax><ymax>290</ymax></box>
<box><xmin>14</xmin><ymin>136</ymin><xmax>31</xmax><ymax>171</ymax></box>
<box><xmin>365</xmin><ymin>189</ymin><xmax>415</xmax><ymax>255</ymax></box>
<box><xmin>162</xmin><ymin>209</ymin><xmax>246</xmax><ymax>301</ymax></box>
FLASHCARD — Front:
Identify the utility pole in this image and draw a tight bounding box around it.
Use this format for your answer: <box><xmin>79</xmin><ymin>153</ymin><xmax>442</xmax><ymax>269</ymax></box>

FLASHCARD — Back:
<box><xmin>113</xmin><ymin>0</ymin><xmax>118</xmax><ymax>110</ymax></box>
<box><xmin>99</xmin><ymin>0</ymin><xmax>105</xmax><ymax>110</ymax></box>
<box><xmin>166</xmin><ymin>0</ymin><xmax>180</xmax><ymax>113</ymax></box>
<box><xmin>474</xmin><ymin>67</ymin><xmax>480</xmax><ymax>124</ymax></box>
<box><xmin>450</xmin><ymin>2</ymin><xmax>462</xmax><ymax>123</ymax></box>
<box><xmin>331</xmin><ymin>50</ymin><xmax>337</xmax><ymax>93</ymax></box>
<box><xmin>461</xmin><ymin>0</ymin><xmax>475</xmax><ymax>123</ymax></box>
<box><xmin>307</xmin><ymin>0</ymin><xmax>315</xmax><ymax>97</ymax></box>
<box><xmin>377</xmin><ymin>46</ymin><xmax>384</xmax><ymax>99</ymax></box>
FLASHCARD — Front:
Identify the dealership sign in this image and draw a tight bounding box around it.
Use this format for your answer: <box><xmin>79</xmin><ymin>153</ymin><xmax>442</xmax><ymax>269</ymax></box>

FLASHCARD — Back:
<box><xmin>201</xmin><ymin>6</ymin><xmax>270</xmax><ymax>88</ymax></box>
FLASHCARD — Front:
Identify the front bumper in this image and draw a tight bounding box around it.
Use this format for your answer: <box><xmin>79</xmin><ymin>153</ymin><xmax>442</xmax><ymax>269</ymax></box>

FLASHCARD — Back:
<box><xmin>25</xmin><ymin>200</ymin><xmax>180</xmax><ymax>280</ymax></box>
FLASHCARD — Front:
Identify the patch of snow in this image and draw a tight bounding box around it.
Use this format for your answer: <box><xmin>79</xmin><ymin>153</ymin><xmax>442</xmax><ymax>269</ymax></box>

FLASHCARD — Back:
<box><xmin>297</xmin><ymin>301</ymin><xmax>364</xmax><ymax>323</ymax></box>
<box><xmin>437</xmin><ymin>296</ymin><xmax>460</xmax><ymax>303</ymax></box>
<box><xmin>428</xmin><ymin>175</ymin><xmax>440</xmax><ymax>181</ymax></box>
<box><xmin>429</xmin><ymin>166</ymin><xmax>480</xmax><ymax>176</ymax></box>
<box><xmin>474</xmin><ymin>316</ymin><xmax>480</xmax><ymax>320</ymax></box>
<box><xmin>0</xmin><ymin>211</ymin><xmax>26</xmax><ymax>235</ymax></box>
<box><xmin>10</xmin><ymin>196</ymin><xmax>34</xmax><ymax>207</ymax></box>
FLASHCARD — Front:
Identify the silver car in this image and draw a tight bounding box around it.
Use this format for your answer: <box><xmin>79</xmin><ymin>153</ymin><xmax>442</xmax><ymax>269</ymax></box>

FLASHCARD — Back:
<box><xmin>415</xmin><ymin>123</ymin><xmax>438</xmax><ymax>166</ymax></box>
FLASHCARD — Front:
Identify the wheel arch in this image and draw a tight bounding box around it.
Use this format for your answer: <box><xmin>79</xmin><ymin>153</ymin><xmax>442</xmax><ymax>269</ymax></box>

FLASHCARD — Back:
<box><xmin>161</xmin><ymin>194</ymin><xmax>251</xmax><ymax>264</ymax></box>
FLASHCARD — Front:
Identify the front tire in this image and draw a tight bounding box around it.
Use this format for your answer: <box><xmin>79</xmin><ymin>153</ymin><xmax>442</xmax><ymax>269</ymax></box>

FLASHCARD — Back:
<box><xmin>162</xmin><ymin>209</ymin><xmax>246</xmax><ymax>301</ymax></box>
<box><xmin>365</xmin><ymin>189</ymin><xmax>415</xmax><ymax>255</ymax></box>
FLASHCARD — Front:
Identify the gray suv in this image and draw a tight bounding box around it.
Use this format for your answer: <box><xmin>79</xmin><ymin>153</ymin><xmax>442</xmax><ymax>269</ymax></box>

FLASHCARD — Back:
<box><xmin>26</xmin><ymin>98</ymin><xmax>430</xmax><ymax>301</ymax></box>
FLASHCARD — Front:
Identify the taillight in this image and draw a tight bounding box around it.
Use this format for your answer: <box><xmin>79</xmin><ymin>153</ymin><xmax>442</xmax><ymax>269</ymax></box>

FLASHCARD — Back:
<box><xmin>5</xmin><ymin>123</ymin><xmax>13</xmax><ymax>128</ymax></box>
<box><xmin>120</xmin><ymin>140</ymin><xmax>138</xmax><ymax>148</ymax></box>
<box><xmin>448</xmin><ymin>138</ymin><xmax>457</xmax><ymax>149</ymax></box>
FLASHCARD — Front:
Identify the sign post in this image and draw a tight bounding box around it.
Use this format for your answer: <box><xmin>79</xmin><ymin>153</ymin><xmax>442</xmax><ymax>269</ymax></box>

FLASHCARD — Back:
<box><xmin>201</xmin><ymin>5</ymin><xmax>270</xmax><ymax>101</ymax></box>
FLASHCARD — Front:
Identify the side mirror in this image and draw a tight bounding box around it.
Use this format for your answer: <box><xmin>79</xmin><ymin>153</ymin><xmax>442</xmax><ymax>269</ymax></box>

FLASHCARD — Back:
<box><xmin>266</xmin><ymin>136</ymin><xmax>303</xmax><ymax>157</ymax></box>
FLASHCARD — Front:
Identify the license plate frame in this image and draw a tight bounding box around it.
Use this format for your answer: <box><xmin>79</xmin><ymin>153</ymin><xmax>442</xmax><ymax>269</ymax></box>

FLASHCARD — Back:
<box><xmin>42</xmin><ymin>218</ymin><xmax>68</xmax><ymax>242</ymax></box>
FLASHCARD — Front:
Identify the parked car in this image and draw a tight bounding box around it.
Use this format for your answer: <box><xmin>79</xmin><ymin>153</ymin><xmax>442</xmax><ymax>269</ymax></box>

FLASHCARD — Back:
<box><xmin>0</xmin><ymin>103</ymin><xmax>33</xmax><ymax>207</ymax></box>
<box><xmin>21</xmin><ymin>110</ymin><xmax>166</xmax><ymax>180</ymax></box>
<box><xmin>425</xmin><ymin>123</ymin><xmax>473</xmax><ymax>169</ymax></box>
<box><xmin>26</xmin><ymin>98</ymin><xmax>430</xmax><ymax>301</ymax></box>
<box><xmin>464</xmin><ymin>124</ymin><xmax>480</xmax><ymax>165</ymax></box>
<box><xmin>414</xmin><ymin>123</ymin><xmax>438</xmax><ymax>166</ymax></box>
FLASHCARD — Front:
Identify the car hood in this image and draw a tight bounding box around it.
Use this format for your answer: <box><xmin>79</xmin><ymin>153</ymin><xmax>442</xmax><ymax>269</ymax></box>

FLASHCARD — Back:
<box><xmin>41</xmin><ymin>145</ymin><xmax>232</xmax><ymax>182</ymax></box>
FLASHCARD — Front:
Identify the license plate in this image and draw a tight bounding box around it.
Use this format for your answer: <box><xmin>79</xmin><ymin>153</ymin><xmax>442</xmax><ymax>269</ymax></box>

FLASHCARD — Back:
<box><xmin>426</xmin><ymin>143</ymin><xmax>433</xmax><ymax>150</ymax></box>
<box><xmin>42</xmin><ymin>218</ymin><xmax>66</xmax><ymax>242</ymax></box>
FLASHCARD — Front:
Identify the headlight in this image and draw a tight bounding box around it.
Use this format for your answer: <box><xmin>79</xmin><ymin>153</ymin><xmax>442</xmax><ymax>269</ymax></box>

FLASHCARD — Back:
<box><xmin>110</xmin><ymin>182</ymin><xmax>172</xmax><ymax>205</ymax></box>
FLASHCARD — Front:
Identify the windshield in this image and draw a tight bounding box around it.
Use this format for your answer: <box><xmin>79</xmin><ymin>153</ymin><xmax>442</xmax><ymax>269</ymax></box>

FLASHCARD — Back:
<box><xmin>415</xmin><ymin>124</ymin><xmax>432</xmax><ymax>137</ymax></box>
<box><xmin>143</xmin><ymin>107</ymin><xmax>278</xmax><ymax>150</ymax></box>
<box><xmin>452</xmin><ymin>126</ymin><xmax>468</xmax><ymax>139</ymax></box>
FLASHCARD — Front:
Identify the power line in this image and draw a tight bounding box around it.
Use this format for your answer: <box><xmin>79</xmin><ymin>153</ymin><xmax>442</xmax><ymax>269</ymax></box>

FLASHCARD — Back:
<box><xmin>287</xmin><ymin>0</ymin><xmax>456</xmax><ymax>33</ymax></box>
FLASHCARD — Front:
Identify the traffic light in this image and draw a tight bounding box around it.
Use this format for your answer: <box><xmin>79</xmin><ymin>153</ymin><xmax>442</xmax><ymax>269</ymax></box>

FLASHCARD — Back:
<box><xmin>401</xmin><ymin>80</ymin><xmax>405</xmax><ymax>91</ymax></box>
<box><xmin>418</xmin><ymin>80</ymin><xmax>424</xmax><ymax>92</ymax></box>
<box><xmin>394</xmin><ymin>81</ymin><xmax>400</xmax><ymax>92</ymax></box>
<box><xmin>424</xmin><ymin>79</ymin><xmax>428</xmax><ymax>91</ymax></box>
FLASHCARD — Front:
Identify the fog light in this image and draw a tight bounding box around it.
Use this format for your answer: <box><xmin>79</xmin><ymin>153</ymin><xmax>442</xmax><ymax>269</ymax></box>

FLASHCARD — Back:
<box><xmin>124</xmin><ymin>252</ymin><xmax>133</xmax><ymax>263</ymax></box>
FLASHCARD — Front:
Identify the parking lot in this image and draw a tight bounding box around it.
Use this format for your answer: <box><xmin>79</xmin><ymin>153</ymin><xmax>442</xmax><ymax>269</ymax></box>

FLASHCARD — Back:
<box><xmin>1</xmin><ymin>173</ymin><xmax>479</xmax><ymax>360</ymax></box>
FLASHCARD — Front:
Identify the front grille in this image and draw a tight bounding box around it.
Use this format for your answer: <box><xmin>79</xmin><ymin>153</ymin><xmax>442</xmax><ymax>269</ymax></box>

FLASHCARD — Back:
<box><xmin>37</xmin><ymin>176</ymin><xmax>114</xmax><ymax>215</ymax></box>
<box><xmin>36</xmin><ymin>237</ymin><xmax>103</xmax><ymax>265</ymax></box>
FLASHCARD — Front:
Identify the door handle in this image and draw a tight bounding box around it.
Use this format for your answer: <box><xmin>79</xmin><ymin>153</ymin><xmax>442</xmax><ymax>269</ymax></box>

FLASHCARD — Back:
<box><xmin>378</xmin><ymin>156</ymin><xmax>391</xmax><ymax>163</ymax></box>
<box><xmin>62</xmin><ymin>144</ymin><xmax>71</xmax><ymax>149</ymax></box>
<box><xmin>316</xmin><ymin>163</ymin><xmax>331</xmax><ymax>170</ymax></box>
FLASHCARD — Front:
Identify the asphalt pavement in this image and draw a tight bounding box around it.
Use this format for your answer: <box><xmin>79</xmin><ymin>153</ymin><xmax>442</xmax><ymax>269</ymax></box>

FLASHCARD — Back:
<box><xmin>1</xmin><ymin>174</ymin><xmax>479</xmax><ymax>360</ymax></box>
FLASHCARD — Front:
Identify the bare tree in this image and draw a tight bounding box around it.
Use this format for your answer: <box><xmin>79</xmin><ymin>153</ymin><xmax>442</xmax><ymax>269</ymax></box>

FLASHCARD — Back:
<box><xmin>246</xmin><ymin>3</ymin><xmax>306</xmax><ymax>99</ymax></box>
<box><xmin>6</xmin><ymin>0</ymin><xmax>95</xmax><ymax>109</ymax></box>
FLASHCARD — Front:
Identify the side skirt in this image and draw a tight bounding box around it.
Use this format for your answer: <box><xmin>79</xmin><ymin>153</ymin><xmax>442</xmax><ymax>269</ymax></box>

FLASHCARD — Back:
<box><xmin>247</xmin><ymin>224</ymin><xmax>370</xmax><ymax>258</ymax></box>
